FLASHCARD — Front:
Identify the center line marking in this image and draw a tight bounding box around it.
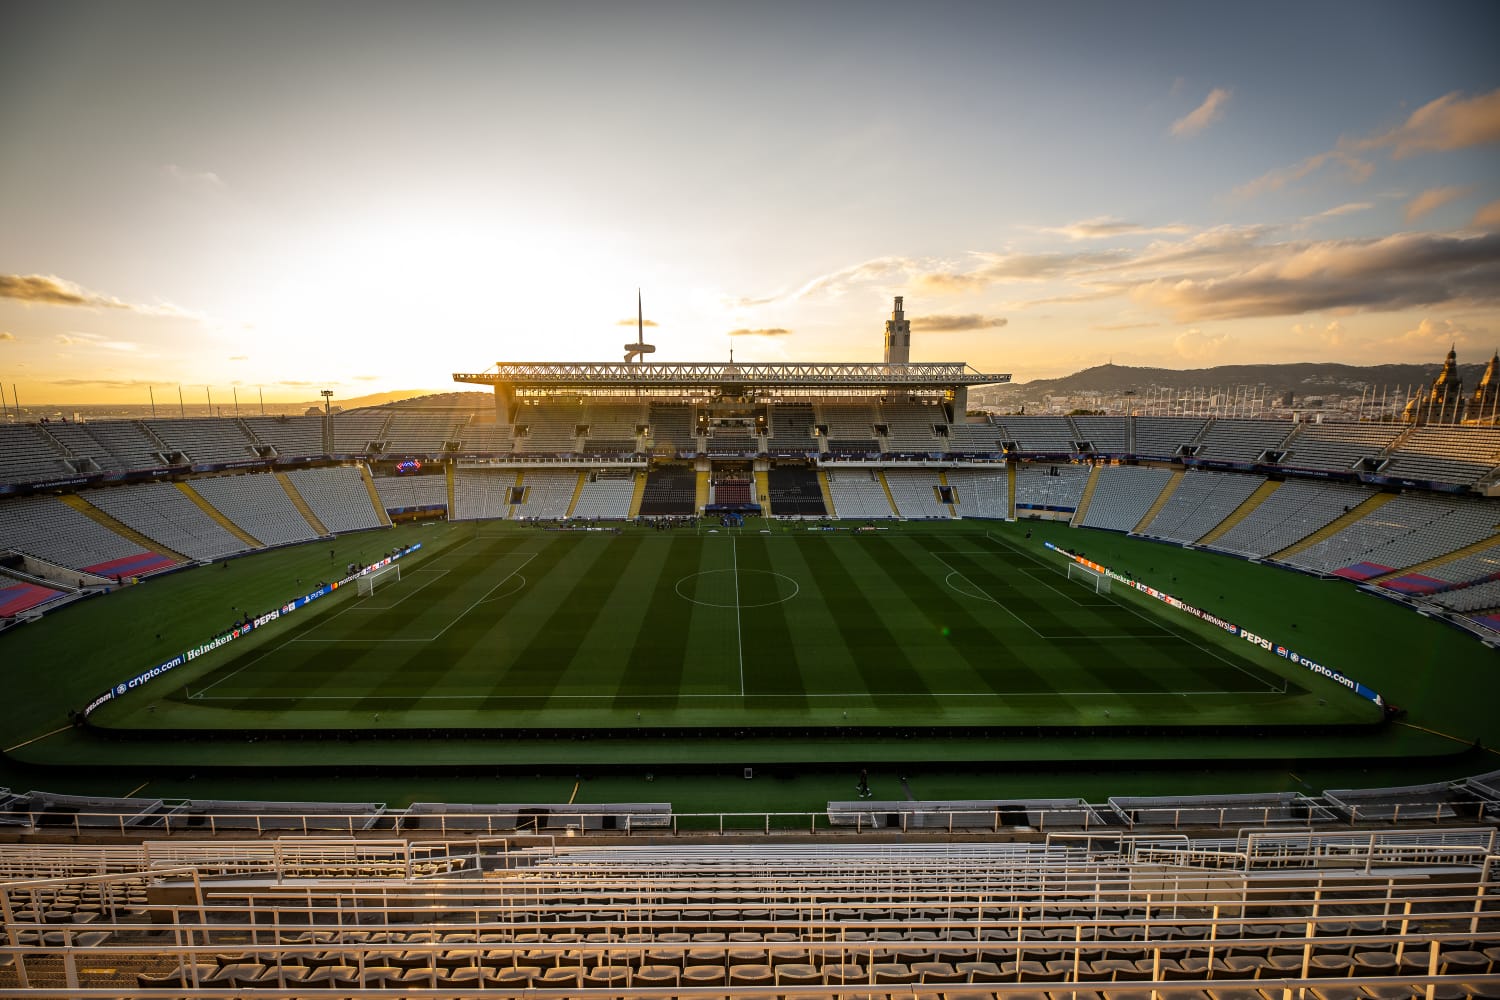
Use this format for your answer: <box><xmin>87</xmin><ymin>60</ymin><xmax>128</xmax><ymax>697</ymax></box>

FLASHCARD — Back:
<box><xmin>733</xmin><ymin>534</ymin><xmax>744</xmax><ymax>696</ymax></box>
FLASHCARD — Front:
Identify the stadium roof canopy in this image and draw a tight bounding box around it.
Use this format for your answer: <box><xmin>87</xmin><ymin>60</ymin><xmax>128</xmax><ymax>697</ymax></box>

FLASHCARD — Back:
<box><xmin>454</xmin><ymin>361</ymin><xmax>1010</xmax><ymax>393</ymax></box>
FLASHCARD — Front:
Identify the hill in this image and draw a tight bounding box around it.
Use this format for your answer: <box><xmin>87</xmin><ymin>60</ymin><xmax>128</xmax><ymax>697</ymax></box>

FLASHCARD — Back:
<box><xmin>974</xmin><ymin>361</ymin><xmax>1491</xmax><ymax>409</ymax></box>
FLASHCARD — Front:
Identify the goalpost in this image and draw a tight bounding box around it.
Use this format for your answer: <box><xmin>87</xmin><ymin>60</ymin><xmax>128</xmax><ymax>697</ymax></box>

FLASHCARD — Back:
<box><xmin>1066</xmin><ymin>561</ymin><xmax>1111</xmax><ymax>595</ymax></box>
<box><xmin>357</xmin><ymin>563</ymin><xmax>400</xmax><ymax>597</ymax></box>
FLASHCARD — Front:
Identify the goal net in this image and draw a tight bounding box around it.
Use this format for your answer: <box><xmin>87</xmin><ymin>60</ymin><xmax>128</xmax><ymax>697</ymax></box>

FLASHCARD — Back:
<box><xmin>357</xmin><ymin>563</ymin><xmax>400</xmax><ymax>597</ymax></box>
<box><xmin>1066</xmin><ymin>561</ymin><xmax>1111</xmax><ymax>594</ymax></box>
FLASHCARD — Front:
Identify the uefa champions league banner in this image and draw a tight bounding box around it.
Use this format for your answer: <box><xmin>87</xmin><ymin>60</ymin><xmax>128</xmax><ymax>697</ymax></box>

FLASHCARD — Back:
<box><xmin>81</xmin><ymin>544</ymin><xmax>423</xmax><ymax>718</ymax></box>
<box><xmin>1043</xmin><ymin>541</ymin><xmax>1383</xmax><ymax>707</ymax></box>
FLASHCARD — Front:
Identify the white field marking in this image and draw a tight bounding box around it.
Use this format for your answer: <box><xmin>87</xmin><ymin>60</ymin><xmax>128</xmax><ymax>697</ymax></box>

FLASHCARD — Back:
<box><xmin>1018</xmin><ymin>565</ymin><xmax>1114</xmax><ymax>609</ymax></box>
<box><xmin>675</xmin><ymin>570</ymin><xmax>800</xmax><ymax>609</ymax></box>
<box><xmin>931</xmin><ymin>553</ymin><xmax>1046</xmax><ymax>638</ymax></box>
<box><xmin>192</xmin><ymin>630</ymin><xmax>308</xmax><ymax>698</ymax></box>
<box><xmin>292</xmin><ymin>552</ymin><xmax>538</xmax><ymax>644</ymax></box>
<box><xmin>192</xmin><ymin>536</ymin><xmax>502</xmax><ymax>698</ymax></box>
<box><xmin>354</xmin><ymin>570</ymin><xmax>450</xmax><ymax>611</ymax></box>
<box><xmin>732</xmin><ymin>534</ymin><xmax>744</xmax><ymax>696</ymax></box>
<box><xmin>981</xmin><ymin>528</ymin><xmax>1284</xmax><ymax>694</ymax></box>
<box><xmin>943</xmin><ymin>571</ymin><xmax>990</xmax><ymax>603</ymax></box>
<box><xmin>478</xmin><ymin>576</ymin><xmax>527</xmax><ymax>604</ymax></box>
<box><xmin>188</xmin><ymin>689</ymin><xmax>1277</xmax><ymax>702</ymax></box>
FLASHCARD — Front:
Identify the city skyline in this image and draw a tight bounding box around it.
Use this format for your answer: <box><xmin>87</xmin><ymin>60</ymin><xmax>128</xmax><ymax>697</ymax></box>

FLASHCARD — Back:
<box><xmin>2</xmin><ymin>0</ymin><xmax>1498</xmax><ymax>405</ymax></box>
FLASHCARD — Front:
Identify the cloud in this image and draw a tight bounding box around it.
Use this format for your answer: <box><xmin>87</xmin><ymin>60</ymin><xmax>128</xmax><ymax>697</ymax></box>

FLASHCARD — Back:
<box><xmin>1173</xmin><ymin>328</ymin><xmax>1233</xmax><ymax>361</ymax></box>
<box><xmin>1171</xmin><ymin>87</ymin><xmax>1232</xmax><ymax>137</ymax></box>
<box><xmin>0</xmin><ymin>331</ymin><xmax>14</xmax><ymax>341</ymax></box>
<box><xmin>1092</xmin><ymin>321</ymin><xmax>1159</xmax><ymax>331</ymax></box>
<box><xmin>1471</xmin><ymin>199</ymin><xmax>1500</xmax><ymax>229</ymax></box>
<box><xmin>794</xmin><ymin>255</ymin><xmax>918</xmax><ymax>298</ymax></box>
<box><xmin>910</xmin><ymin>314</ymin><xmax>1008</xmax><ymax>332</ymax></box>
<box><xmin>1</xmin><ymin>274</ymin><xmax>132</xmax><ymax>309</ymax></box>
<box><xmin>1038</xmin><ymin>216</ymin><xmax>1192</xmax><ymax>240</ymax></box>
<box><xmin>53</xmin><ymin>330</ymin><xmax>139</xmax><ymax>352</ymax></box>
<box><xmin>1405</xmin><ymin>185</ymin><xmax>1474</xmax><ymax>222</ymax></box>
<box><xmin>1392</xmin><ymin>317</ymin><xmax>1472</xmax><ymax>350</ymax></box>
<box><xmin>46</xmin><ymin>378</ymin><xmax>158</xmax><ymax>388</ymax></box>
<box><xmin>1312</xmin><ymin>202</ymin><xmax>1373</xmax><ymax>219</ymax></box>
<box><xmin>353</xmin><ymin>374</ymin><xmax>383</xmax><ymax>381</ymax></box>
<box><xmin>914</xmin><ymin>249</ymin><xmax>1128</xmax><ymax>293</ymax></box>
<box><xmin>0</xmin><ymin>272</ymin><xmax>199</xmax><ymax>318</ymax></box>
<box><xmin>279</xmin><ymin>380</ymin><xmax>319</xmax><ymax>387</ymax></box>
<box><xmin>1236</xmin><ymin>88</ymin><xmax>1500</xmax><ymax>201</ymax></box>
<box><xmin>728</xmin><ymin>327</ymin><xmax>793</xmax><ymax>337</ymax></box>
<box><xmin>163</xmin><ymin>163</ymin><xmax>226</xmax><ymax>189</ymax></box>
<box><xmin>1126</xmin><ymin>230</ymin><xmax>1500</xmax><ymax>321</ymax></box>
<box><xmin>1291</xmin><ymin>320</ymin><xmax>1346</xmax><ymax>348</ymax></box>
<box><xmin>616</xmin><ymin>318</ymin><xmax>660</xmax><ymax>326</ymax></box>
<box><xmin>1234</xmin><ymin>150</ymin><xmax>1374</xmax><ymax>200</ymax></box>
<box><xmin>1363</xmin><ymin>88</ymin><xmax>1500</xmax><ymax>159</ymax></box>
<box><xmin>228</xmin><ymin>355</ymin><xmax>249</xmax><ymax>362</ymax></box>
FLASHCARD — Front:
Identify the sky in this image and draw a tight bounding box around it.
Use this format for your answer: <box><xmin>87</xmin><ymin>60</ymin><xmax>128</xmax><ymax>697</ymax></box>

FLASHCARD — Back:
<box><xmin>2</xmin><ymin>0</ymin><xmax>1499</xmax><ymax>405</ymax></box>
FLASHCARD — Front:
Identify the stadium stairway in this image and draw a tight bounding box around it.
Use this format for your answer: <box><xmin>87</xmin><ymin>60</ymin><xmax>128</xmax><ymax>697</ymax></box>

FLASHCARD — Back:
<box><xmin>877</xmin><ymin>470</ymin><xmax>899</xmax><ymax>516</ymax></box>
<box><xmin>695</xmin><ymin>469</ymin><xmax>710</xmax><ymax>512</ymax></box>
<box><xmin>57</xmin><ymin>494</ymin><xmax>186</xmax><ymax>563</ymax></box>
<box><xmin>445</xmin><ymin>462</ymin><xmax>456</xmax><ymax>513</ymax></box>
<box><xmin>358</xmin><ymin>464</ymin><xmax>394</xmax><ymax>526</ymax></box>
<box><xmin>1270</xmin><ymin>491</ymin><xmax>1396</xmax><ymax>562</ymax></box>
<box><xmin>938</xmin><ymin>470</ymin><xmax>957</xmax><ymax>517</ymax></box>
<box><xmin>1365</xmin><ymin>530</ymin><xmax>1500</xmax><ymax>586</ymax></box>
<box><xmin>564</xmin><ymin>471</ymin><xmax>587</xmax><ymax>517</ymax></box>
<box><xmin>509</xmin><ymin>470</ymin><xmax>525</xmax><ymax>518</ymax></box>
<box><xmin>817</xmin><ymin>468</ymin><xmax>836</xmax><ymax>516</ymax></box>
<box><xmin>754</xmin><ymin>468</ymin><xmax>771</xmax><ymax>514</ymax></box>
<box><xmin>176</xmin><ymin>481</ymin><xmax>262</xmax><ymax>549</ymax></box>
<box><xmin>1197</xmin><ymin>477</ymin><xmax>1283</xmax><ymax>546</ymax></box>
<box><xmin>275</xmin><ymin>471</ymin><xmax>329</xmax><ymax>535</ymax></box>
<box><xmin>1069</xmin><ymin>464</ymin><xmax>1100</xmax><ymax>525</ymax></box>
<box><xmin>627</xmin><ymin>470</ymin><xmax>648</xmax><ymax>517</ymax></box>
<box><xmin>1133</xmin><ymin>468</ymin><xmax>1183</xmax><ymax>532</ymax></box>
<box><xmin>1007</xmin><ymin>462</ymin><xmax>1016</xmax><ymax>517</ymax></box>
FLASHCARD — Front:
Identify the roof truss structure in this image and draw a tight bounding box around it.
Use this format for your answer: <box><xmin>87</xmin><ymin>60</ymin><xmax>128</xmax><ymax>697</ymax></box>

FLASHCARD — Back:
<box><xmin>455</xmin><ymin>361</ymin><xmax>1010</xmax><ymax>392</ymax></box>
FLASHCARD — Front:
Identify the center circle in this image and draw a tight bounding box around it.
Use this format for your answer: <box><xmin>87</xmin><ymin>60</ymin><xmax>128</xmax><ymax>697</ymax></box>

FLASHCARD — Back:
<box><xmin>675</xmin><ymin>569</ymin><xmax>801</xmax><ymax>608</ymax></box>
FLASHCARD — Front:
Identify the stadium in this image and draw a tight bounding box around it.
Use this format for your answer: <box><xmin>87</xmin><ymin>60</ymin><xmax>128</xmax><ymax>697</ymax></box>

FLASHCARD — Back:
<box><xmin>0</xmin><ymin>296</ymin><xmax>1497</xmax><ymax>996</ymax></box>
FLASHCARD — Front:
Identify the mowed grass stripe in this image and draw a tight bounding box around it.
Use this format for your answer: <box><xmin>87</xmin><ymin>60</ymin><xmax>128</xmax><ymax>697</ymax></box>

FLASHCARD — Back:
<box><xmin>485</xmin><ymin>537</ymin><xmax>637</xmax><ymax>701</ymax></box>
<box><xmin>679</xmin><ymin>538</ymin><xmax>744</xmax><ymax>696</ymax></box>
<box><xmin>754</xmin><ymin>535</ymin><xmax>867</xmax><ymax>697</ymax></box>
<box><xmin>348</xmin><ymin>549</ymin><xmax>545</xmax><ymax>710</ymax></box>
<box><xmin>922</xmin><ymin>538</ymin><xmax>1180</xmax><ymax>697</ymax></box>
<box><xmin>804</xmin><ymin>538</ymin><xmax>934</xmax><ymax>705</ymax></box>
<box><xmin>231</xmin><ymin>539</ymin><xmax>548</xmax><ymax>706</ymax></box>
<box><xmin>980</xmin><ymin>531</ymin><xmax>1287</xmax><ymax>695</ymax></box>
<box><xmin>553</xmin><ymin>536</ymin><xmax>677</xmax><ymax>693</ymax></box>
<box><xmin>867</xmin><ymin>536</ymin><xmax>1061</xmax><ymax>696</ymax></box>
<box><xmin>738</xmin><ymin>536</ymin><xmax>807</xmax><ymax>711</ymax></box>
<box><xmin>611</xmin><ymin>536</ymin><xmax>702</xmax><ymax>710</ymax></box>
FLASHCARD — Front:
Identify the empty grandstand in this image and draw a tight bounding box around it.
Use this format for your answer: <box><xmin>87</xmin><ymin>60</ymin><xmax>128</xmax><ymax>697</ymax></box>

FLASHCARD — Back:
<box><xmin>2</xmin><ymin>300</ymin><xmax>1499</xmax><ymax>1000</ymax></box>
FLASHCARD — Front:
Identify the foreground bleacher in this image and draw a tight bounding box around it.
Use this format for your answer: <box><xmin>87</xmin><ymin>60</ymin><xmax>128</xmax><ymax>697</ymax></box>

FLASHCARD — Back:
<box><xmin>0</xmin><ymin>823</ymin><xmax>1495</xmax><ymax>997</ymax></box>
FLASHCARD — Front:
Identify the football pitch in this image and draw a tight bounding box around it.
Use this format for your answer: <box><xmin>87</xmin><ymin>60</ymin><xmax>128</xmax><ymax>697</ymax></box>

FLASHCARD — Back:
<box><xmin>102</xmin><ymin>522</ymin><xmax>1366</xmax><ymax>733</ymax></box>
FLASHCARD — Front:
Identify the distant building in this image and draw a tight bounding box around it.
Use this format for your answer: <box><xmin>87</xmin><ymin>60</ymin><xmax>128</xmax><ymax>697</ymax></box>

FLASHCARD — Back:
<box><xmin>883</xmin><ymin>296</ymin><xmax>911</xmax><ymax>365</ymax></box>
<box><xmin>1403</xmin><ymin>346</ymin><xmax>1467</xmax><ymax>425</ymax></box>
<box><xmin>1469</xmin><ymin>350</ymin><xmax>1499</xmax><ymax>425</ymax></box>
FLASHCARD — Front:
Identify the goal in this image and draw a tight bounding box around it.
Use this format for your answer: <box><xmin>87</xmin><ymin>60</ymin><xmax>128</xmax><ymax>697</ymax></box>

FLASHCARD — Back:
<box><xmin>357</xmin><ymin>563</ymin><xmax>400</xmax><ymax>597</ymax></box>
<box><xmin>1066</xmin><ymin>561</ymin><xmax>1111</xmax><ymax>594</ymax></box>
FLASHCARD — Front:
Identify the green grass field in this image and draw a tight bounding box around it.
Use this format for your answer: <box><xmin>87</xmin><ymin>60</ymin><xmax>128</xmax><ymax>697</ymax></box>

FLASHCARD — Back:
<box><xmin>88</xmin><ymin>521</ymin><xmax>1365</xmax><ymax>732</ymax></box>
<box><xmin>4</xmin><ymin>517</ymin><xmax>1497</xmax><ymax>807</ymax></box>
